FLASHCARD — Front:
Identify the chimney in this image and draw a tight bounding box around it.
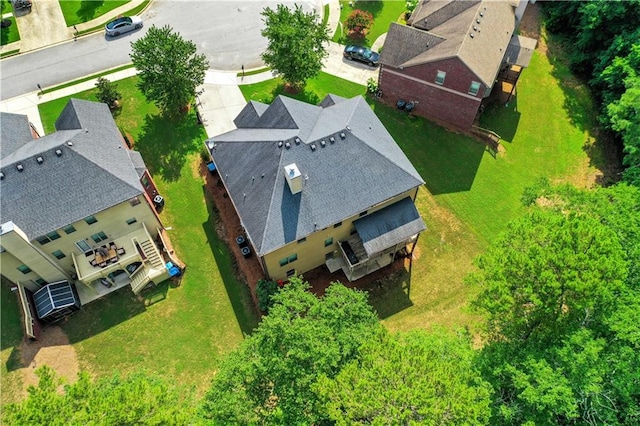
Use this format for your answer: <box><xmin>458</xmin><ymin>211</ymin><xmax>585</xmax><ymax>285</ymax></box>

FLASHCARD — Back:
<box><xmin>284</xmin><ymin>163</ymin><xmax>302</xmax><ymax>194</ymax></box>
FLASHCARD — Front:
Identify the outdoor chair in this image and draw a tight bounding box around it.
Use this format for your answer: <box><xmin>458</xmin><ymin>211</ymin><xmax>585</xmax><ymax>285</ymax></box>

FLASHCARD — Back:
<box><xmin>117</xmin><ymin>247</ymin><xmax>126</xmax><ymax>255</ymax></box>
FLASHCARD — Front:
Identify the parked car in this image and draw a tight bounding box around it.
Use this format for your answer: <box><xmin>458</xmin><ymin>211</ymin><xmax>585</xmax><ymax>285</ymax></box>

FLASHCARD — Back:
<box><xmin>105</xmin><ymin>15</ymin><xmax>143</xmax><ymax>37</ymax></box>
<box><xmin>343</xmin><ymin>45</ymin><xmax>380</xmax><ymax>67</ymax></box>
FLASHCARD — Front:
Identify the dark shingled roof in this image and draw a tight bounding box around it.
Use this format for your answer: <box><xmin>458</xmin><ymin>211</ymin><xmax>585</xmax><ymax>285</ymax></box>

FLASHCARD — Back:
<box><xmin>1</xmin><ymin>112</ymin><xmax>35</xmax><ymax>158</ymax></box>
<box><xmin>207</xmin><ymin>95</ymin><xmax>425</xmax><ymax>256</ymax></box>
<box><xmin>382</xmin><ymin>0</ymin><xmax>521</xmax><ymax>86</ymax></box>
<box><xmin>0</xmin><ymin>99</ymin><xmax>147</xmax><ymax>240</ymax></box>
<box><xmin>503</xmin><ymin>34</ymin><xmax>537</xmax><ymax>67</ymax></box>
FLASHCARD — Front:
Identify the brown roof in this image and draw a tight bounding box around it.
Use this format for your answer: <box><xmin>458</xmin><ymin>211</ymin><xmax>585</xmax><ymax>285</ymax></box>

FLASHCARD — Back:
<box><xmin>382</xmin><ymin>0</ymin><xmax>520</xmax><ymax>87</ymax></box>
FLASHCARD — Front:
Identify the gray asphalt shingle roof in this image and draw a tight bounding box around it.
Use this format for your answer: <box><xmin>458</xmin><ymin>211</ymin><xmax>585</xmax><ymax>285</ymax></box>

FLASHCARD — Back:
<box><xmin>382</xmin><ymin>0</ymin><xmax>520</xmax><ymax>86</ymax></box>
<box><xmin>0</xmin><ymin>99</ymin><xmax>146</xmax><ymax>240</ymax></box>
<box><xmin>207</xmin><ymin>95</ymin><xmax>425</xmax><ymax>257</ymax></box>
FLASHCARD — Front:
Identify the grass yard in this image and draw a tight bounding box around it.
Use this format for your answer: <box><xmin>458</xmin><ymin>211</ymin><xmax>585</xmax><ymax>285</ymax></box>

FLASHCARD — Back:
<box><xmin>1</xmin><ymin>281</ymin><xmax>24</xmax><ymax>405</ymax></box>
<box><xmin>333</xmin><ymin>0</ymin><xmax>406</xmax><ymax>47</ymax></box>
<box><xmin>36</xmin><ymin>79</ymin><xmax>259</xmax><ymax>392</ymax></box>
<box><xmin>1</xmin><ymin>16</ymin><xmax>20</xmax><ymax>45</ymax></box>
<box><xmin>59</xmin><ymin>0</ymin><xmax>131</xmax><ymax>27</ymax></box>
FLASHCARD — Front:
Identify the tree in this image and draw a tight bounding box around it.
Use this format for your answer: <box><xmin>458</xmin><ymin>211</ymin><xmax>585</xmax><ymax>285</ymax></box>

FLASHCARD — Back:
<box><xmin>468</xmin><ymin>209</ymin><xmax>627</xmax><ymax>344</ymax></box>
<box><xmin>2</xmin><ymin>366</ymin><xmax>196</xmax><ymax>425</ymax></box>
<box><xmin>200</xmin><ymin>277</ymin><xmax>381</xmax><ymax>424</ymax></box>
<box><xmin>94</xmin><ymin>77</ymin><xmax>121</xmax><ymax>109</ymax></box>
<box><xmin>343</xmin><ymin>10</ymin><xmax>374</xmax><ymax>41</ymax></box>
<box><xmin>261</xmin><ymin>4</ymin><xmax>329</xmax><ymax>91</ymax></box>
<box><xmin>130</xmin><ymin>25</ymin><xmax>208</xmax><ymax>115</ymax></box>
<box><xmin>316</xmin><ymin>328</ymin><xmax>492</xmax><ymax>425</ymax></box>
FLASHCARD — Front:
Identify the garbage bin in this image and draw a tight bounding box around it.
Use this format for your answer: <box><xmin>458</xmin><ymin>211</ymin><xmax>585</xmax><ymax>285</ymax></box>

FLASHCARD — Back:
<box><xmin>153</xmin><ymin>194</ymin><xmax>164</xmax><ymax>209</ymax></box>
<box><xmin>236</xmin><ymin>235</ymin><xmax>247</xmax><ymax>247</ymax></box>
<box><xmin>396</xmin><ymin>100</ymin><xmax>406</xmax><ymax>109</ymax></box>
<box><xmin>241</xmin><ymin>246</ymin><xmax>251</xmax><ymax>258</ymax></box>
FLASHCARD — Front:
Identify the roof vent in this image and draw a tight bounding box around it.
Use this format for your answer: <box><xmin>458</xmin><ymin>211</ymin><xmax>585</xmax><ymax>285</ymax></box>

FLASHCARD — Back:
<box><xmin>320</xmin><ymin>140</ymin><xmax>326</xmax><ymax>147</ymax></box>
<box><xmin>84</xmin><ymin>128</ymin><xmax>89</xmax><ymax>133</ymax></box>
<box><xmin>16</xmin><ymin>164</ymin><xmax>24</xmax><ymax>172</ymax></box>
<box><xmin>473</xmin><ymin>26</ymin><xmax>477</xmax><ymax>31</ymax></box>
<box><xmin>285</xmin><ymin>142</ymin><xmax>291</xmax><ymax>149</ymax></box>
<box><xmin>55</xmin><ymin>149</ymin><xmax>62</xmax><ymax>156</ymax></box>
<box><xmin>0</xmin><ymin>172</ymin><xmax>4</xmax><ymax>180</ymax></box>
<box><xmin>310</xmin><ymin>144</ymin><xmax>316</xmax><ymax>151</ymax></box>
<box><xmin>295</xmin><ymin>137</ymin><xmax>301</xmax><ymax>144</ymax></box>
<box><xmin>278</xmin><ymin>141</ymin><xmax>283</xmax><ymax>148</ymax></box>
<box><xmin>480</xmin><ymin>11</ymin><xmax>484</xmax><ymax>17</ymax></box>
<box><xmin>470</xmin><ymin>33</ymin><xmax>474</xmax><ymax>38</ymax></box>
<box><xmin>330</xmin><ymin>137</ymin><xmax>335</xmax><ymax>143</ymax></box>
<box><xmin>476</xmin><ymin>19</ymin><xmax>480</xmax><ymax>24</ymax></box>
<box><xmin>207</xmin><ymin>141</ymin><xmax>215</xmax><ymax>150</ymax></box>
<box><xmin>67</xmin><ymin>141</ymin><xmax>73</xmax><ymax>146</ymax></box>
<box><xmin>340</xmin><ymin>132</ymin><xmax>346</xmax><ymax>139</ymax></box>
<box><xmin>36</xmin><ymin>156</ymin><xmax>44</xmax><ymax>164</ymax></box>
<box><xmin>346</xmin><ymin>126</ymin><xmax>351</xmax><ymax>131</ymax></box>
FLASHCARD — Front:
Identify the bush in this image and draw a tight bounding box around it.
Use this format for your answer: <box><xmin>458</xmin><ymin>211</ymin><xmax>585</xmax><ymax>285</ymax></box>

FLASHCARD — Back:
<box><xmin>343</xmin><ymin>9</ymin><xmax>373</xmax><ymax>40</ymax></box>
<box><xmin>95</xmin><ymin>77</ymin><xmax>121</xmax><ymax>109</ymax></box>
<box><xmin>256</xmin><ymin>279</ymin><xmax>280</xmax><ymax>313</ymax></box>
<box><xmin>366</xmin><ymin>77</ymin><xmax>379</xmax><ymax>94</ymax></box>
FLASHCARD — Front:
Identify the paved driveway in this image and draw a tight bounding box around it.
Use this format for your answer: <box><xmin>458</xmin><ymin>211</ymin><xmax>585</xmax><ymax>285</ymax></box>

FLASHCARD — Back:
<box><xmin>15</xmin><ymin>0</ymin><xmax>72</xmax><ymax>51</ymax></box>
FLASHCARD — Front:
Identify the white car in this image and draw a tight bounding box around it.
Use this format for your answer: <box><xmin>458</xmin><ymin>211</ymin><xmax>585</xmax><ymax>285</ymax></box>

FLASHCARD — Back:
<box><xmin>105</xmin><ymin>15</ymin><xmax>143</xmax><ymax>37</ymax></box>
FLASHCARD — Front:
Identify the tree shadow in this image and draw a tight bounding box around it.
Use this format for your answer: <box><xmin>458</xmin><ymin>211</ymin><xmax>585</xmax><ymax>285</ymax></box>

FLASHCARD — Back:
<box><xmin>76</xmin><ymin>0</ymin><xmax>105</xmax><ymax>22</ymax></box>
<box><xmin>135</xmin><ymin>111</ymin><xmax>206</xmax><ymax>182</ymax></box>
<box><xmin>353</xmin><ymin>0</ymin><xmax>384</xmax><ymax>18</ymax></box>
<box><xmin>366</xmin><ymin>267</ymin><xmax>413</xmax><ymax>320</ymax></box>
<box><xmin>479</xmin><ymin>93</ymin><xmax>521</xmax><ymax>143</ymax></box>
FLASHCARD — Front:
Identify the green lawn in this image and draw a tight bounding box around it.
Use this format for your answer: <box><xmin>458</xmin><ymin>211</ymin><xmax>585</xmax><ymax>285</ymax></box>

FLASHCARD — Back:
<box><xmin>36</xmin><ymin>80</ymin><xmax>259</xmax><ymax>393</ymax></box>
<box><xmin>1</xmin><ymin>16</ymin><xmax>20</xmax><ymax>45</ymax></box>
<box><xmin>333</xmin><ymin>0</ymin><xmax>406</xmax><ymax>47</ymax></box>
<box><xmin>1</xmin><ymin>280</ymin><xmax>24</xmax><ymax>405</ymax></box>
<box><xmin>59</xmin><ymin>0</ymin><xmax>131</xmax><ymax>27</ymax></box>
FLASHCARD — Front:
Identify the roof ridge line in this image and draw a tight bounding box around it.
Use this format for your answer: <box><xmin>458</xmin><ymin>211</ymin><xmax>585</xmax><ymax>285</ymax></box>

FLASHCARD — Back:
<box><xmin>259</xmin><ymin>150</ymin><xmax>286</xmax><ymax>256</ymax></box>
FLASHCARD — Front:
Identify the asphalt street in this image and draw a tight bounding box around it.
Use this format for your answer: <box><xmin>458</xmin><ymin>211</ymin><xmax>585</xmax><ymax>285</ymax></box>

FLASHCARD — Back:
<box><xmin>0</xmin><ymin>0</ymin><xmax>318</xmax><ymax>100</ymax></box>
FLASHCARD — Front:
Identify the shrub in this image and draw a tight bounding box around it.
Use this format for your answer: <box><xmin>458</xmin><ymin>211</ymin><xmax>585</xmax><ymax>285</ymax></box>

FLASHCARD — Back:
<box><xmin>256</xmin><ymin>279</ymin><xmax>280</xmax><ymax>313</ymax></box>
<box><xmin>95</xmin><ymin>77</ymin><xmax>121</xmax><ymax>109</ymax></box>
<box><xmin>343</xmin><ymin>9</ymin><xmax>373</xmax><ymax>40</ymax></box>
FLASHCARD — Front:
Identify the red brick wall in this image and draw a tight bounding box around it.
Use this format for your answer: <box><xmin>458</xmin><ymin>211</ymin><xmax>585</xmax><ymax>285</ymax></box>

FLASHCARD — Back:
<box><xmin>379</xmin><ymin>58</ymin><xmax>484</xmax><ymax>130</ymax></box>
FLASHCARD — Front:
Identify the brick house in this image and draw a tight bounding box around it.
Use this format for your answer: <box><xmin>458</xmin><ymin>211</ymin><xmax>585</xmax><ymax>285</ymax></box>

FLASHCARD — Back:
<box><xmin>379</xmin><ymin>0</ymin><xmax>536</xmax><ymax>130</ymax></box>
<box><xmin>1</xmin><ymin>99</ymin><xmax>175</xmax><ymax>335</ymax></box>
<box><xmin>205</xmin><ymin>94</ymin><xmax>426</xmax><ymax>282</ymax></box>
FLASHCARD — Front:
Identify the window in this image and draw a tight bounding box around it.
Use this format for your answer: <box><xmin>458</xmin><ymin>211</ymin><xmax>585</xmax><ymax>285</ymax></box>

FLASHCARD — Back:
<box><xmin>76</xmin><ymin>239</ymin><xmax>92</xmax><ymax>253</ymax></box>
<box><xmin>288</xmin><ymin>254</ymin><xmax>298</xmax><ymax>263</ymax></box>
<box><xmin>129</xmin><ymin>197</ymin><xmax>141</xmax><ymax>206</ymax></box>
<box><xmin>46</xmin><ymin>231</ymin><xmax>61</xmax><ymax>241</ymax></box>
<box><xmin>17</xmin><ymin>264</ymin><xmax>32</xmax><ymax>274</ymax></box>
<box><xmin>279</xmin><ymin>258</ymin><xmax>289</xmax><ymax>267</ymax></box>
<box><xmin>52</xmin><ymin>250</ymin><xmax>66</xmax><ymax>259</ymax></box>
<box><xmin>469</xmin><ymin>81</ymin><xmax>481</xmax><ymax>96</ymax></box>
<box><xmin>286</xmin><ymin>269</ymin><xmax>296</xmax><ymax>277</ymax></box>
<box><xmin>324</xmin><ymin>237</ymin><xmax>333</xmax><ymax>247</ymax></box>
<box><xmin>35</xmin><ymin>278</ymin><xmax>47</xmax><ymax>286</ymax></box>
<box><xmin>63</xmin><ymin>225</ymin><xmax>76</xmax><ymax>234</ymax></box>
<box><xmin>84</xmin><ymin>215</ymin><xmax>98</xmax><ymax>225</ymax></box>
<box><xmin>435</xmin><ymin>70</ymin><xmax>446</xmax><ymax>85</ymax></box>
<box><xmin>91</xmin><ymin>231</ymin><xmax>108</xmax><ymax>243</ymax></box>
<box><xmin>36</xmin><ymin>235</ymin><xmax>51</xmax><ymax>245</ymax></box>
<box><xmin>297</xmin><ymin>237</ymin><xmax>306</xmax><ymax>244</ymax></box>
<box><xmin>126</xmin><ymin>218</ymin><xmax>137</xmax><ymax>225</ymax></box>
<box><xmin>359</xmin><ymin>210</ymin><xmax>368</xmax><ymax>217</ymax></box>
<box><xmin>141</xmin><ymin>176</ymin><xmax>150</xmax><ymax>188</ymax></box>
<box><xmin>334</xmin><ymin>221</ymin><xmax>342</xmax><ymax>228</ymax></box>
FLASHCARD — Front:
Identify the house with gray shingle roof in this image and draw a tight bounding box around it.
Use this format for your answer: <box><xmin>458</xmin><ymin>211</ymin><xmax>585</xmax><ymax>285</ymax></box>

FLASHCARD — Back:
<box><xmin>206</xmin><ymin>94</ymin><xmax>426</xmax><ymax>282</ymax></box>
<box><xmin>379</xmin><ymin>0</ymin><xmax>536</xmax><ymax>130</ymax></box>
<box><xmin>1</xmin><ymin>99</ymin><xmax>172</xmax><ymax>324</ymax></box>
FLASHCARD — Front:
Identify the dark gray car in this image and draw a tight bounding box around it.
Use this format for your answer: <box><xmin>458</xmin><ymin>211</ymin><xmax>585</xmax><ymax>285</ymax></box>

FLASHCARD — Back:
<box><xmin>343</xmin><ymin>45</ymin><xmax>380</xmax><ymax>66</ymax></box>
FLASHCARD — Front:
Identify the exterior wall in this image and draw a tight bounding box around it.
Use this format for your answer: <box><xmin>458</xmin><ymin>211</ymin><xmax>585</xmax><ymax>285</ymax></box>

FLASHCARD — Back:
<box><xmin>261</xmin><ymin>187</ymin><xmax>420</xmax><ymax>281</ymax></box>
<box><xmin>379</xmin><ymin>58</ymin><xmax>484</xmax><ymax>130</ymax></box>
<box><xmin>0</xmin><ymin>196</ymin><xmax>161</xmax><ymax>291</ymax></box>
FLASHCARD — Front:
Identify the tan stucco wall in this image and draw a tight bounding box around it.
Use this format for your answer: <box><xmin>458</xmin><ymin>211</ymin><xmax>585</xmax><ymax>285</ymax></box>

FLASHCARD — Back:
<box><xmin>262</xmin><ymin>188</ymin><xmax>420</xmax><ymax>281</ymax></box>
<box><xmin>0</xmin><ymin>196</ymin><xmax>161</xmax><ymax>290</ymax></box>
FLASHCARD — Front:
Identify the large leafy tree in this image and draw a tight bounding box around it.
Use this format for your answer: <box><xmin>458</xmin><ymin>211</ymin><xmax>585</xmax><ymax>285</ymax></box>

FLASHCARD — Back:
<box><xmin>130</xmin><ymin>25</ymin><xmax>208</xmax><ymax>115</ymax></box>
<box><xmin>261</xmin><ymin>4</ymin><xmax>329</xmax><ymax>90</ymax></box>
<box><xmin>316</xmin><ymin>328</ymin><xmax>492</xmax><ymax>425</ymax></box>
<box><xmin>200</xmin><ymin>277</ymin><xmax>381</xmax><ymax>424</ymax></box>
<box><xmin>2</xmin><ymin>366</ymin><xmax>195</xmax><ymax>425</ymax></box>
<box><xmin>474</xmin><ymin>183</ymin><xmax>640</xmax><ymax>424</ymax></box>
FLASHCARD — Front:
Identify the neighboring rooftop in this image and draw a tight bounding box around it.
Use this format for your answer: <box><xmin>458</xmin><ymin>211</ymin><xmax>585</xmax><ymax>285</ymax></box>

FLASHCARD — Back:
<box><xmin>382</xmin><ymin>0</ymin><xmax>531</xmax><ymax>86</ymax></box>
<box><xmin>207</xmin><ymin>94</ymin><xmax>425</xmax><ymax>256</ymax></box>
<box><xmin>0</xmin><ymin>99</ymin><xmax>146</xmax><ymax>239</ymax></box>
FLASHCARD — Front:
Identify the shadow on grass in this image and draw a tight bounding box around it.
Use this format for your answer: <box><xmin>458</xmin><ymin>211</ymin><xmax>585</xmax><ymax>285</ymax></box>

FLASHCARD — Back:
<box><xmin>2</xmin><ymin>281</ymin><xmax>24</xmax><ymax>372</ymax></box>
<box><xmin>76</xmin><ymin>0</ymin><xmax>105</xmax><ymax>22</ymax></box>
<box><xmin>371</xmin><ymin>101</ymin><xmax>485</xmax><ymax>195</ymax></box>
<box><xmin>479</xmin><ymin>94</ymin><xmax>521</xmax><ymax>143</ymax></box>
<box><xmin>202</xmin><ymin>186</ymin><xmax>258</xmax><ymax>336</ymax></box>
<box><xmin>62</xmin><ymin>284</ymin><xmax>153</xmax><ymax>343</ymax></box>
<box><xmin>367</xmin><ymin>267</ymin><xmax>413</xmax><ymax>320</ymax></box>
<box><xmin>353</xmin><ymin>0</ymin><xmax>383</xmax><ymax>18</ymax></box>
<box><xmin>135</xmin><ymin>111</ymin><xmax>205</xmax><ymax>182</ymax></box>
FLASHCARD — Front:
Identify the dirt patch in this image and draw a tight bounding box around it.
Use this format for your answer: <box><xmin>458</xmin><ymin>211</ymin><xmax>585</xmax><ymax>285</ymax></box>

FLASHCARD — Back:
<box><xmin>19</xmin><ymin>326</ymin><xmax>80</xmax><ymax>390</ymax></box>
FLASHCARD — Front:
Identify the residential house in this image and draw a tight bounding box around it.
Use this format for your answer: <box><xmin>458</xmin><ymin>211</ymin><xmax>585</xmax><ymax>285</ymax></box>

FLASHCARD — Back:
<box><xmin>1</xmin><ymin>99</ymin><xmax>172</xmax><ymax>334</ymax></box>
<box><xmin>205</xmin><ymin>94</ymin><xmax>426</xmax><ymax>282</ymax></box>
<box><xmin>379</xmin><ymin>0</ymin><xmax>536</xmax><ymax>130</ymax></box>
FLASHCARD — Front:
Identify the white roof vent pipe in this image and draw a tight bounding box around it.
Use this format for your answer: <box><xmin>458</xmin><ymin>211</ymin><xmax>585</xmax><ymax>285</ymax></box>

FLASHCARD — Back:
<box><xmin>284</xmin><ymin>163</ymin><xmax>302</xmax><ymax>194</ymax></box>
